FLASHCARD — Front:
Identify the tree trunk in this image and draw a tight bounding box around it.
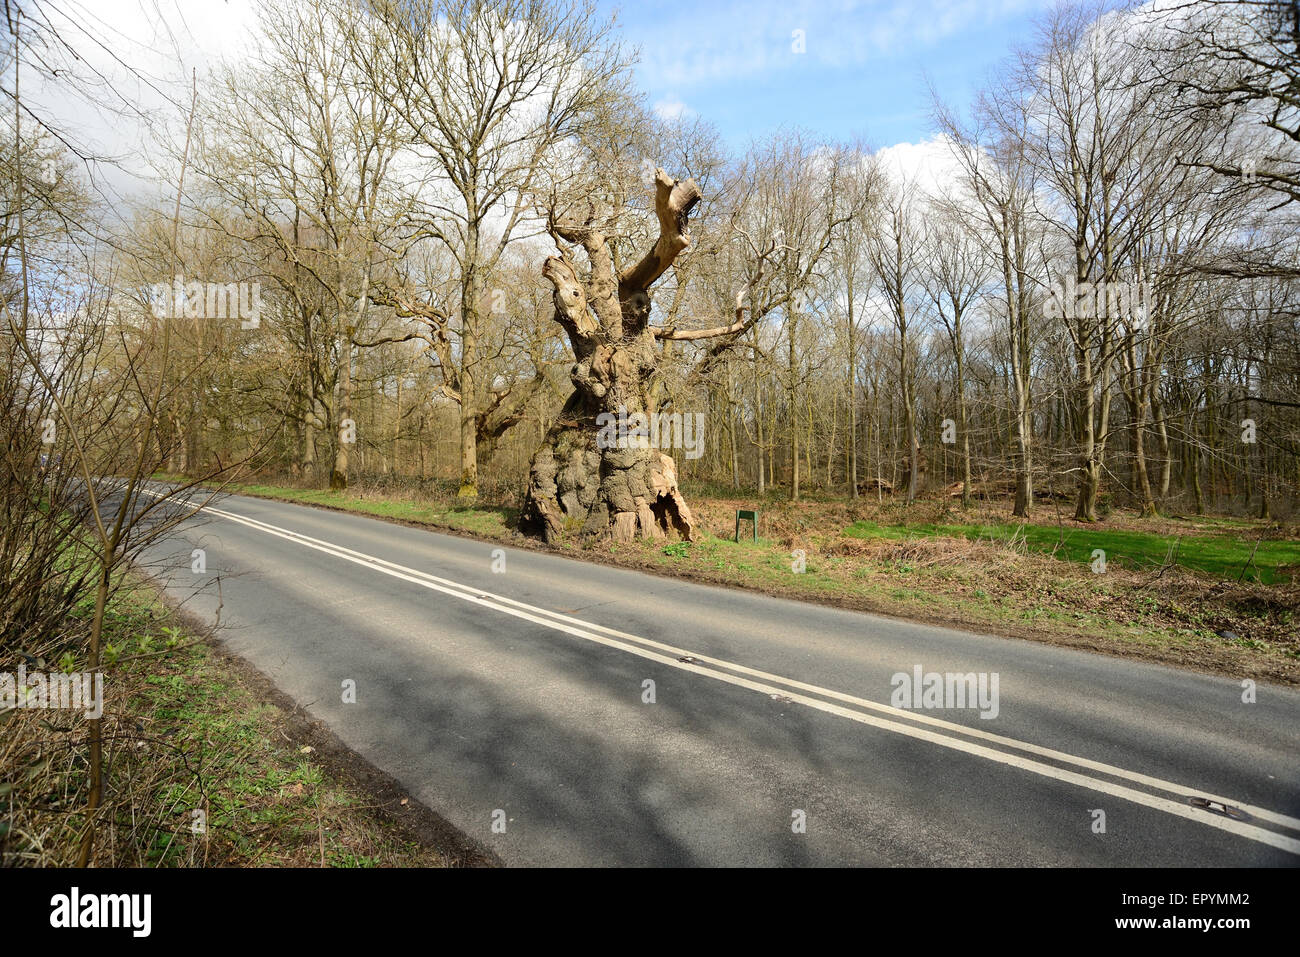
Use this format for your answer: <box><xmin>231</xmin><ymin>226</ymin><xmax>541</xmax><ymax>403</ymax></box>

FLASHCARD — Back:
<box><xmin>753</xmin><ymin>333</ymin><xmax>766</xmax><ymax>495</ymax></box>
<box><xmin>1191</xmin><ymin>446</ymin><xmax>1204</xmax><ymax>514</ymax></box>
<box><xmin>392</xmin><ymin>374</ymin><xmax>402</xmax><ymax>477</ymax></box>
<box><xmin>1073</xmin><ymin>319</ymin><xmax>1100</xmax><ymax>522</ymax></box>
<box><xmin>330</xmin><ymin>332</ymin><xmax>352</xmax><ymax>490</ymax></box>
<box><xmin>787</xmin><ymin>305</ymin><xmax>799</xmax><ymax>501</ymax></box>
<box><xmin>1011</xmin><ymin>348</ymin><xmax>1032</xmax><ymax>518</ymax></box>
<box><xmin>1133</xmin><ymin>402</ymin><xmax>1157</xmax><ymax>517</ymax></box>
<box><xmin>457</xmin><ymin>235</ymin><xmax>482</xmax><ymax>498</ymax></box>
<box><xmin>520</xmin><ymin>169</ymin><xmax>703</xmax><ymax>544</ymax></box>
<box><xmin>302</xmin><ymin>418</ymin><xmax>318</xmax><ymax>479</ymax></box>
<box><xmin>826</xmin><ymin>390</ymin><xmax>837</xmax><ymax>488</ymax></box>
<box><xmin>726</xmin><ymin>368</ymin><xmax>740</xmax><ymax>490</ymax></box>
<box><xmin>1153</xmin><ymin>392</ymin><xmax>1171</xmax><ymax>504</ymax></box>
<box><xmin>847</xmin><ymin>275</ymin><xmax>858</xmax><ymax>499</ymax></box>
<box><xmin>333</xmin><ymin>269</ymin><xmax>371</xmax><ymax>489</ymax></box>
<box><xmin>958</xmin><ymin>376</ymin><xmax>971</xmax><ymax>510</ymax></box>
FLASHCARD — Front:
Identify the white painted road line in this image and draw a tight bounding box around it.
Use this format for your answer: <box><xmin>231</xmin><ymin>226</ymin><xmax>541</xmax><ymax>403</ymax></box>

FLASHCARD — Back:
<box><xmin>157</xmin><ymin>490</ymin><xmax>1300</xmax><ymax>855</ymax></box>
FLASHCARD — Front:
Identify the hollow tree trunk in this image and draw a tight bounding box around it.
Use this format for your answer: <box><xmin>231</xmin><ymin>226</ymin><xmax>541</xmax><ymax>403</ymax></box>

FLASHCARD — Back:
<box><xmin>520</xmin><ymin>169</ymin><xmax>703</xmax><ymax>544</ymax></box>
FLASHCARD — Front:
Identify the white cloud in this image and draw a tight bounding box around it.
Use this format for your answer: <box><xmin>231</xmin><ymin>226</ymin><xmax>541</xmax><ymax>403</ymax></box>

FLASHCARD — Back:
<box><xmin>653</xmin><ymin>97</ymin><xmax>695</xmax><ymax>122</ymax></box>
<box><xmin>875</xmin><ymin>134</ymin><xmax>965</xmax><ymax>198</ymax></box>
<box><xmin>23</xmin><ymin>0</ymin><xmax>260</xmax><ymax>207</ymax></box>
<box><xmin>635</xmin><ymin>0</ymin><xmax>1055</xmax><ymax>89</ymax></box>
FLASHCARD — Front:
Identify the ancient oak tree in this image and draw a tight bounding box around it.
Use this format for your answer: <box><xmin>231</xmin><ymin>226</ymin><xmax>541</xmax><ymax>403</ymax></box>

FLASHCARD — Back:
<box><xmin>521</xmin><ymin>167</ymin><xmax>753</xmax><ymax>543</ymax></box>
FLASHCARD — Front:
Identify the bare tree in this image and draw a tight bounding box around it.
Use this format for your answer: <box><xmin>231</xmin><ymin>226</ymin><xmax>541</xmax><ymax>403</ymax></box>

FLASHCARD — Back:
<box><xmin>357</xmin><ymin>0</ymin><xmax>629</xmax><ymax>498</ymax></box>
<box><xmin>921</xmin><ymin>199</ymin><xmax>992</xmax><ymax>508</ymax></box>
<box><xmin>869</xmin><ymin>175</ymin><xmax>926</xmax><ymax>502</ymax></box>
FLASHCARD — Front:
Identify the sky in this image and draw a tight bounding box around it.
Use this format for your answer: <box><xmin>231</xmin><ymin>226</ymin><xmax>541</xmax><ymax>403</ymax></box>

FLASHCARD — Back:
<box><xmin>24</xmin><ymin>0</ymin><xmax>1064</xmax><ymax>207</ymax></box>
<box><xmin>597</xmin><ymin>0</ymin><xmax>1059</xmax><ymax>150</ymax></box>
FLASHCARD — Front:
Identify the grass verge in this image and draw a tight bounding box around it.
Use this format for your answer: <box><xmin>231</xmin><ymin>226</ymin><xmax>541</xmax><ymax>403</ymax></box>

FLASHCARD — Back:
<box><xmin>1</xmin><ymin>573</ymin><xmax>488</xmax><ymax>867</ymax></box>
<box><xmin>844</xmin><ymin>519</ymin><xmax>1300</xmax><ymax>584</ymax></box>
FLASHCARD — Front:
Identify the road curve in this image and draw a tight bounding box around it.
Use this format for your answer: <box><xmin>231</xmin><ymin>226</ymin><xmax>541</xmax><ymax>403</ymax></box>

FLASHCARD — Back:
<box><xmin>138</xmin><ymin>489</ymin><xmax>1300</xmax><ymax>866</ymax></box>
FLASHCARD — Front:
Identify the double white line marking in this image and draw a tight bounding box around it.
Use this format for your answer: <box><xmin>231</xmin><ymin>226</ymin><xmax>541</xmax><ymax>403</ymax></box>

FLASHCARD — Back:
<box><xmin>170</xmin><ymin>492</ymin><xmax>1300</xmax><ymax>856</ymax></box>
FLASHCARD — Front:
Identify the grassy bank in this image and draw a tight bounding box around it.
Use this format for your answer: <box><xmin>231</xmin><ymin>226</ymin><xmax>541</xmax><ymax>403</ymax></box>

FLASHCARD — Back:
<box><xmin>843</xmin><ymin>518</ymin><xmax>1300</xmax><ymax>584</ymax></box>
<box><xmin>210</xmin><ymin>479</ymin><xmax>1300</xmax><ymax>686</ymax></box>
<box><xmin>1</xmin><ymin>575</ymin><xmax>469</xmax><ymax>867</ymax></box>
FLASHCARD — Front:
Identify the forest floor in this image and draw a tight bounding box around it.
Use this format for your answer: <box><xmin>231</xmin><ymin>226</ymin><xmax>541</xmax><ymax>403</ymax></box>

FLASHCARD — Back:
<box><xmin>187</xmin><ymin>477</ymin><xmax>1300</xmax><ymax>686</ymax></box>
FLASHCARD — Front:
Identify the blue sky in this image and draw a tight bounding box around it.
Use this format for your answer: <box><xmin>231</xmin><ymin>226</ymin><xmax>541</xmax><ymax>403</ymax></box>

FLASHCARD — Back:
<box><xmin>36</xmin><ymin>0</ymin><xmax>1065</xmax><ymax>208</ymax></box>
<box><xmin>598</xmin><ymin>0</ymin><xmax>1059</xmax><ymax>149</ymax></box>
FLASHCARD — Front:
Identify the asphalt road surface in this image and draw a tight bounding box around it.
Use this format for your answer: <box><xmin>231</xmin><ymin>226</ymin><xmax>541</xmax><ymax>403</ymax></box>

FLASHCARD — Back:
<box><xmin>137</xmin><ymin>489</ymin><xmax>1300</xmax><ymax>866</ymax></box>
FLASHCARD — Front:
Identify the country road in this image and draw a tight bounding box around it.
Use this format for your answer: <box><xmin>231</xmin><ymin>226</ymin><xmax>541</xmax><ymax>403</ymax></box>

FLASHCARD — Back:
<box><xmin>137</xmin><ymin>489</ymin><xmax>1300</xmax><ymax>867</ymax></box>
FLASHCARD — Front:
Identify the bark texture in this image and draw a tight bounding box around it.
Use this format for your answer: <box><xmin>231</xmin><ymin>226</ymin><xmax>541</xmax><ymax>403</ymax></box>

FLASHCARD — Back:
<box><xmin>520</xmin><ymin>169</ymin><xmax>701</xmax><ymax>544</ymax></box>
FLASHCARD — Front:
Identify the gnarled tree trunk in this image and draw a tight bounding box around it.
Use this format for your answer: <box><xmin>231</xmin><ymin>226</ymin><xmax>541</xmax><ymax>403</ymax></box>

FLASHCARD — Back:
<box><xmin>520</xmin><ymin>169</ymin><xmax>703</xmax><ymax>544</ymax></box>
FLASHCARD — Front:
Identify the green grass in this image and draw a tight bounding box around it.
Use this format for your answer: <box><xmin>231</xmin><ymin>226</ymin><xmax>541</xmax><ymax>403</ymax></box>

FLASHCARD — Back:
<box><xmin>844</xmin><ymin>519</ymin><xmax>1300</xmax><ymax>583</ymax></box>
<box><xmin>4</xmin><ymin>562</ymin><xmax>448</xmax><ymax>867</ymax></box>
<box><xmin>237</xmin><ymin>484</ymin><xmax>515</xmax><ymax>538</ymax></box>
<box><xmin>116</xmin><ymin>604</ymin><xmax>449</xmax><ymax>867</ymax></box>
